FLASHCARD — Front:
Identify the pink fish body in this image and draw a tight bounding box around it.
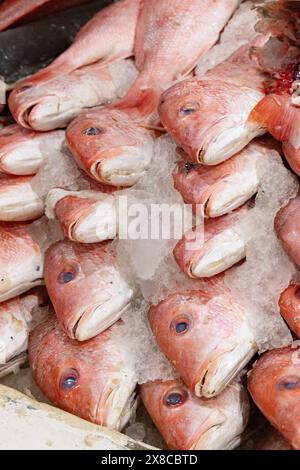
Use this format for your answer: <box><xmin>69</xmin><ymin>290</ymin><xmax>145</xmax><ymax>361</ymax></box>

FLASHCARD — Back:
<box><xmin>279</xmin><ymin>284</ymin><xmax>300</xmax><ymax>338</ymax></box>
<box><xmin>248</xmin><ymin>346</ymin><xmax>300</xmax><ymax>450</ymax></box>
<box><xmin>44</xmin><ymin>240</ymin><xmax>133</xmax><ymax>341</ymax></box>
<box><xmin>66</xmin><ymin>0</ymin><xmax>240</xmax><ymax>186</ymax></box>
<box><xmin>275</xmin><ymin>191</ymin><xmax>300</xmax><ymax>268</ymax></box>
<box><xmin>29</xmin><ymin>315</ymin><xmax>137</xmax><ymax>430</ymax></box>
<box><xmin>0</xmin><ymin>124</ymin><xmax>64</xmax><ymax>175</ymax></box>
<box><xmin>149</xmin><ymin>285</ymin><xmax>257</xmax><ymax>398</ymax></box>
<box><xmin>0</xmin><ymin>223</ymin><xmax>44</xmax><ymax>302</ymax></box>
<box><xmin>140</xmin><ymin>379</ymin><xmax>249</xmax><ymax>450</ymax></box>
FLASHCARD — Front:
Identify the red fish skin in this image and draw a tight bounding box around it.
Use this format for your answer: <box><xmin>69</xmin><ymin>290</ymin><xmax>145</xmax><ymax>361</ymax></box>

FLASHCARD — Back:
<box><xmin>140</xmin><ymin>379</ymin><xmax>249</xmax><ymax>450</ymax></box>
<box><xmin>173</xmin><ymin>204</ymin><xmax>249</xmax><ymax>279</ymax></box>
<box><xmin>29</xmin><ymin>315</ymin><xmax>136</xmax><ymax>429</ymax></box>
<box><xmin>148</xmin><ymin>284</ymin><xmax>256</xmax><ymax>398</ymax></box>
<box><xmin>248</xmin><ymin>347</ymin><xmax>300</xmax><ymax>450</ymax></box>
<box><xmin>44</xmin><ymin>240</ymin><xmax>133</xmax><ymax>341</ymax></box>
<box><xmin>274</xmin><ymin>191</ymin><xmax>300</xmax><ymax>268</ymax></box>
<box><xmin>0</xmin><ymin>222</ymin><xmax>44</xmax><ymax>302</ymax></box>
<box><xmin>0</xmin><ymin>0</ymin><xmax>91</xmax><ymax>31</ymax></box>
<box><xmin>9</xmin><ymin>0</ymin><xmax>140</xmax><ymax>118</ymax></box>
<box><xmin>66</xmin><ymin>0</ymin><xmax>240</xmax><ymax>186</ymax></box>
<box><xmin>158</xmin><ymin>41</ymin><xmax>267</xmax><ymax>164</ymax></box>
<box><xmin>279</xmin><ymin>284</ymin><xmax>300</xmax><ymax>338</ymax></box>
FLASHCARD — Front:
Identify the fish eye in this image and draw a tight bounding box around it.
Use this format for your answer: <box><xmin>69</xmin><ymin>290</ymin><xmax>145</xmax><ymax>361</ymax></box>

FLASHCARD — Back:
<box><xmin>277</xmin><ymin>375</ymin><xmax>300</xmax><ymax>391</ymax></box>
<box><xmin>170</xmin><ymin>314</ymin><xmax>192</xmax><ymax>335</ymax></box>
<box><xmin>60</xmin><ymin>369</ymin><xmax>79</xmax><ymax>391</ymax></box>
<box><xmin>164</xmin><ymin>389</ymin><xmax>188</xmax><ymax>407</ymax></box>
<box><xmin>57</xmin><ymin>266</ymin><xmax>78</xmax><ymax>284</ymax></box>
<box><xmin>83</xmin><ymin>127</ymin><xmax>103</xmax><ymax>136</ymax></box>
<box><xmin>179</xmin><ymin>102</ymin><xmax>199</xmax><ymax>117</ymax></box>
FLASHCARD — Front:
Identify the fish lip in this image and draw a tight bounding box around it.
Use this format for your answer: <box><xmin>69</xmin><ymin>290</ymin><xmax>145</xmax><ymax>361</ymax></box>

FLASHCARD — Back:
<box><xmin>28</xmin><ymin>98</ymin><xmax>78</xmax><ymax>132</ymax></box>
<box><xmin>94</xmin><ymin>155</ymin><xmax>151</xmax><ymax>187</ymax></box>
<box><xmin>69</xmin><ymin>207</ymin><xmax>117</xmax><ymax>243</ymax></box>
<box><xmin>0</xmin><ymin>278</ymin><xmax>44</xmax><ymax>303</ymax></box>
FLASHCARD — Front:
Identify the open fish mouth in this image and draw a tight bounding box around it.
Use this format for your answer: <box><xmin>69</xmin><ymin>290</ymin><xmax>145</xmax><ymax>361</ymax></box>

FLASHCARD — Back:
<box><xmin>92</xmin><ymin>146</ymin><xmax>153</xmax><ymax>187</ymax></box>
<box><xmin>71</xmin><ymin>294</ymin><xmax>133</xmax><ymax>342</ymax></box>
<box><xmin>194</xmin><ymin>340</ymin><xmax>257</xmax><ymax>398</ymax></box>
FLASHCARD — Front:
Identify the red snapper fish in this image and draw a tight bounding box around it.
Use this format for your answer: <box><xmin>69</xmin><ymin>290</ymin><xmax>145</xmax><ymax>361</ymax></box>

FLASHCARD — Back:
<box><xmin>9</xmin><ymin>0</ymin><xmax>140</xmax><ymax>128</ymax></box>
<box><xmin>279</xmin><ymin>284</ymin><xmax>300</xmax><ymax>338</ymax></box>
<box><xmin>44</xmin><ymin>240</ymin><xmax>133</xmax><ymax>341</ymax></box>
<box><xmin>248</xmin><ymin>346</ymin><xmax>300</xmax><ymax>450</ymax></box>
<box><xmin>140</xmin><ymin>379</ymin><xmax>249</xmax><ymax>450</ymax></box>
<box><xmin>29</xmin><ymin>315</ymin><xmax>137</xmax><ymax>430</ymax></box>
<box><xmin>66</xmin><ymin>0</ymin><xmax>240</xmax><ymax>187</ymax></box>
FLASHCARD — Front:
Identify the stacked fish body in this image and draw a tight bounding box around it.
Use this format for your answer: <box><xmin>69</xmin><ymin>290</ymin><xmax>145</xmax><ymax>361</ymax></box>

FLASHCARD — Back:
<box><xmin>0</xmin><ymin>0</ymin><xmax>300</xmax><ymax>451</ymax></box>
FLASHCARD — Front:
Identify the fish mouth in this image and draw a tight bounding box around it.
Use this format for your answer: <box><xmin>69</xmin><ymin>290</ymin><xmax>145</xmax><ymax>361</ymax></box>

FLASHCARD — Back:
<box><xmin>197</xmin><ymin>120</ymin><xmax>266</xmax><ymax>165</ymax></box>
<box><xmin>189</xmin><ymin>229</ymin><xmax>246</xmax><ymax>278</ymax></box>
<box><xmin>69</xmin><ymin>205</ymin><xmax>117</xmax><ymax>244</ymax></box>
<box><xmin>0</xmin><ymin>187</ymin><xmax>44</xmax><ymax>222</ymax></box>
<box><xmin>193</xmin><ymin>421</ymin><xmax>243</xmax><ymax>450</ymax></box>
<box><xmin>28</xmin><ymin>97</ymin><xmax>81</xmax><ymax>132</ymax></box>
<box><xmin>72</xmin><ymin>293</ymin><xmax>133</xmax><ymax>342</ymax></box>
<box><xmin>0</xmin><ymin>278</ymin><xmax>44</xmax><ymax>303</ymax></box>
<box><xmin>194</xmin><ymin>339</ymin><xmax>257</xmax><ymax>398</ymax></box>
<box><xmin>93</xmin><ymin>146</ymin><xmax>152</xmax><ymax>187</ymax></box>
<box><xmin>0</xmin><ymin>144</ymin><xmax>44</xmax><ymax>176</ymax></box>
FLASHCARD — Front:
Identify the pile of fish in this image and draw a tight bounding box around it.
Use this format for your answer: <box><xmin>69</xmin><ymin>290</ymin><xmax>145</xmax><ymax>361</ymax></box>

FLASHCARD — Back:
<box><xmin>0</xmin><ymin>0</ymin><xmax>300</xmax><ymax>451</ymax></box>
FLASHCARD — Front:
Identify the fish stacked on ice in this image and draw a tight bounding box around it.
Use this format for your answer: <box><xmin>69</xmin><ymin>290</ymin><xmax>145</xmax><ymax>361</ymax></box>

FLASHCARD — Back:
<box><xmin>0</xmin><ymin>0</ymin><xmax>300</xmax><ymax>450</ymax></box>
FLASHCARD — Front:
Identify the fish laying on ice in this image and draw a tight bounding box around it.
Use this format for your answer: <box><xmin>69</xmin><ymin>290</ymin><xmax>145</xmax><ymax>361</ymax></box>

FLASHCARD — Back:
<box><xmin>9</xmin><ymin>0</ymin><xmax>140</xmax><ymax>129</ymax></box>
<box><xmin>148</xmin><ymin>279</ymin><xmax>257</xmax><ymax>398</ymax></box>
<box><xmin>46</xmin><ymin>188</ymin><xmax>117</xmax><ymax>243</ymax></box>
<box><xmin>279</xmin><ymin>284</ymin><xmax>300</xmax><ymax>338</ymax></box>
<box><xmin>140</xmin><ymin>379</ymin><xmax>249</xmax><ymax>450</ymax></box>
<box><xmin>158</xmin><ymin>38</ymin><xmax>267</xmax><ymax>165</ymax></box>
<box><xmin>44</xmin><ymin>240</ymin><xmax>133</xmax><ymax>341</ymax></box>
<box><xmin>0</xmin><ymin>174</ymin><xmax>43</xmax><ymax>222</ymax></box>
<box><xmin>66</xmin><ymin>0</ymin><xmax>240</xmax><ymax>187</ymax></box>
<box><xmin>274</xmin><ymin>191</ymin><xmax>300</xmax><ymax>268</ymax></box>
<box><xmin>8</xmin><ymin>59</ymin><xmax>137</xmax><ymax>132</ymax></box>
<box><xmin>0</xmin><ymin>223</ymin><xmax>44</xmax><ymax>302</ymax></box>
<box><xmin>173</xmin><ymin>140</ymin><xmax>273</xmax><ymax>218</ymax></box>
<box><xmin>29</xmin><ymin>315</ymin><xmax>137</xmax><ymax>431</ymax></box>
<box><xmin>0</xmin><ymin>124</ymin><xmax>64</xmax><ymax>176</ymax></box>
<box><xmin>173</xmin><ymin>204</ymin><xmax>250</xmax><ymax>279</ymax></box>
<box><xmin>248</xmin><ymin>346</ymin><xmax>300</xmax><ymax>450</ymax></box>
<box><xmin>0</xmin><ymin>290</ymin><xmax>46</xmax><ymax>365</ymax></box>
<box><xmin>0</xmin><ymin>0</ymin><xmax>91</xmax><ymax>31</ymax></box>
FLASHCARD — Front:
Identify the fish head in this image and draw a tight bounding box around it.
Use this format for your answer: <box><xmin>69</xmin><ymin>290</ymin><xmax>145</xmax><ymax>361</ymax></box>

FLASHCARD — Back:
<box><xmin>279</xmin><ymin>284</ymin><xmax>300</xmax><ymax>338</ymax></box>
<box><xmin>274</xmin><ymin>191</ymin><xmax>300</xmax><ymax>268</ymax></box>
<box><xmin>148</xmin><ymin>289</ymin><xmax>256</xmax><ymax>398</ymax></box>
<box><xmin>140</xmin><ymin>379</ymin><xmax>249</xmax><ymax>450</ymax></box>
<box><xmin>248</xmin><ymin>346</ymin><xmax>300</xmax><ymax>449</ymax></box>
<box><xmin>66</xmin><ymin>108</ymin><xmax>153</xmax><ymax>187</ymax></box>
<box><xmin>44</xmin><ymin>240</ymin><xmax>133</xmax><ymax>341</ymax></box>
<box><xmin>159</xmin><ymin>78</ymin><xmax>264</xmax><ymax>164</ymax></box>
<box><xmin>0</xmin><ymin>223</ymin><xmax>44</xmax><ymax>302</ymax></box>
<box><xmin>29</xmin><ymin>316</ymin><xmax>137</xmax><ymax>430</ymax></box>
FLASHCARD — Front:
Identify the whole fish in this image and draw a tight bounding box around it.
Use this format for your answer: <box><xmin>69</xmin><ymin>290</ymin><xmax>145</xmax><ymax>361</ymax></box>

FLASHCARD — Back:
<box><xmin>0</xmin><ymin>223</ymin><xmax>44</xmax><ymax>302</ymax></box>
<box><xmin>8</xmin><ymin>59</ymin><xmax>137</xmax><ymax>132</ymax></box>
<box><xmin>274</xmin><ymin>191</ymin><xmax>300</xmax><ymax>268</ymax></box>
<box><xmin>0</xmin><ymin>0</ymin><xmax>91</xmax><ymax>31</ymax></box>
<box><xmin>173</xmin><ymin>204</ymin><xmax>250</xmax><ymax>279</ymax></box>
<box><xmin>173</xmin><ymin>140</ymin><xmax>270</xmax><ymax>218</ymax></box>
<box><xmin>46</xmin><ymin>188</ymin><xmax>117</xmax><ymax>243</ymax></box>
<box><xmin>9</xmin><ymin>0</ymin><xmax>140</xmax><ymax>129</ymax></box>
<box><xmin>29</xmin><ymin>315</ymin><xmax>137</xmax><ymax>430</ymax></box>
<box><xmin>158</xmin><ymin>40</ymin><xmax>267</xmax><ymax>165</ymax></box>
<box><xmin>66</xmin><ymin>0</ymin><xmax>240</xmax><ymax>186</ymax></box>
<box><xmin>0</xmin><ymin>174</ymin><xmax>43</xmax><ymax>221</ymax></box>
<box><xmin>0</xmin><ymin>290</ymin><xmax>45</xmax><ymax>364</ymax></box>
<box><xmin>279</xmin><ymin>284</ymin><xmax>300</xmax><ymax>338</ymax></box>
<box><xmin>44</xmin><ymin>240</ymin><xmax>133</xmax><ymax>341</ymax></box>
<box><xmin>248</xmin><ymin>346</ymin><xmax>300</xmax><ymax>450</ymax></box>
<box><xmin>0</xmin><ymin>124</ymin><xmax>64</xmax><ymax>175</ymax></box>
<box><xmin>140</xmin><ymin>379</ymin><xmax>249</xmax><ymax>450</ymax></box>
<box><xmin>148</xmin><ymin>283</ymin><xmax>257</xmax><ymax>398</ymax></box>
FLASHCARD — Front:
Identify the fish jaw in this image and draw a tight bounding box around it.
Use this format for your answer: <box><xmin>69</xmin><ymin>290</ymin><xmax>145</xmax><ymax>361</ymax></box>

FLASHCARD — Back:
<box><xmin>0</xmin><ymin>139</ymin><xmax>44</xmax><ymax>176</ymax></box>
<box><xmin>46</xmin><ymin>189</ymin><xmax>117</xmax><ymax>243</ymax></box>
<box><xmin>149</xmin><ymin>290</ymin><xmax>257</xmax><ymax>398</ymax></box>
<box><xmin>0</xmin><ymin>177</ymin><xmax>44</xmax><ymax>222</ymax></box>
<box><xmin>159</xmin><ymin>78</ymin><xmax>265</xmax><ymax>164</ymax></box>
<box><xmin>248</xmin><ymin>347</ymin><xmax>300</xmax><ymax>450</ymax></box>
<box><xmin>279</xmin><ymin>284</ymin><xmax>300</xmax><ymax>338</ymax></box>
<box><xmin>140</xmin><ymin>379</ymin><xmax>249</xmax><ymax>450</ymax></box>
<box><xmin>66</xmin><ymin>109</ymin><xmax>154</xmax><ymax>187</ymax></box>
